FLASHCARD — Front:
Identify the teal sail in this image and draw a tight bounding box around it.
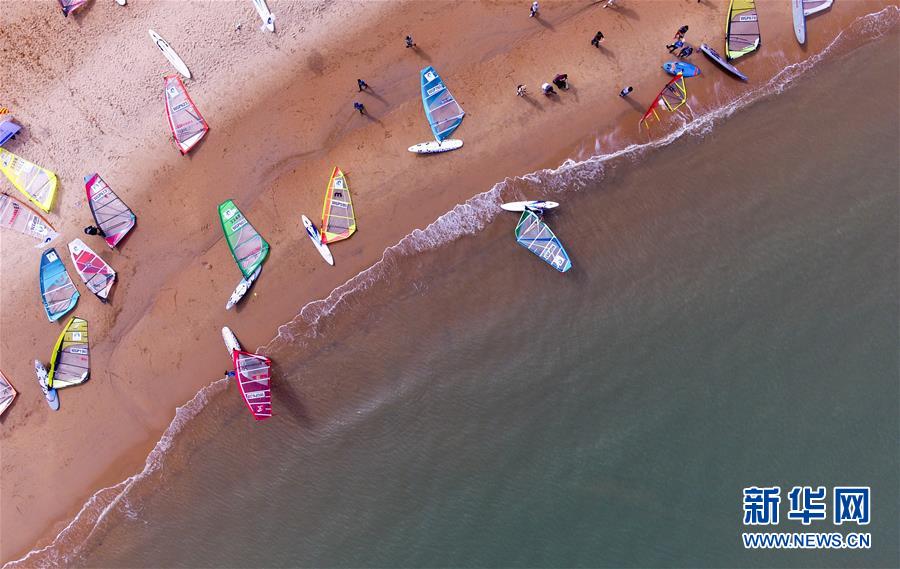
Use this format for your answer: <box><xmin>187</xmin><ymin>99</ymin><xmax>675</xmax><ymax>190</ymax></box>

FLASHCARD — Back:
<box><xmin>39</xmin><ymin>248</ymin><xmax>80</xmax><ymax>321</ymax></box>
<box><xmin>420</xmin><ymin>66</ymin><xmax>465</xmax><ymax>142</ymax></box>
<box><xmin>514</xmin><ymin>210</ymin><xmax>572</xmax><ymax>273</ymax></box>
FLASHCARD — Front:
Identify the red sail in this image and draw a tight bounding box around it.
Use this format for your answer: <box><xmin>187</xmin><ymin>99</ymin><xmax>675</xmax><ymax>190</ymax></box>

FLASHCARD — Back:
<box><xmin>232</xmin><ymin>351</ymin><xmax>273</xmax><ymax>421</ymax></box>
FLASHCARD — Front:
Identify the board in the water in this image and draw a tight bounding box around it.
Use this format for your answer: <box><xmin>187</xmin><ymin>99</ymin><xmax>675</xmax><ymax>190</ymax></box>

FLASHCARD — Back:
<box><xmin>699</xmin><ymin>43</ymin><xmax>748</xmax><ymax>81</ymax></box>
<box><xmin>302</xmin><ymin>215</ymin><xmax>334</xmax><ymax>266</ymax></box>
<box><xmin>225</xmin><ymin>265</ymin><xmax>261</xmax><ymax>310</ymax></box>
<box><xmin>408</xmin><ymin>139</ymin><xmax>464</xmax><ymax>154</ymax></box>
<box><xmin>34</xmin><ymin>360</ymin><xmax>60</xmax><ymax>411</ymax></box>
<box><xmin>222</xmin><ymin>326</ymin><xmax>242</xmax><ymax>355</ymax></box>
<box><xmin>792</xmin><ymin>0</ymin><xmax>807</xmax><ymax>44</ymax></box>
<box><xmin>663</xmin><ymin>61</ymin><xmax>701</xmax><ymax>77</ymax></box>
<box><xmin>149</xmin><ymin>30</ymin><xmax>191</xmax><ymax>79</ymax></box>
<box><xmin>501</xmin><ymin>201</ymin><xmax>560</xmax><ymax>212</ymax></box>
<box><xmin>252</xmin><ymin>0</ymin><xmax>275</xmax><ymax>32</ymax></box>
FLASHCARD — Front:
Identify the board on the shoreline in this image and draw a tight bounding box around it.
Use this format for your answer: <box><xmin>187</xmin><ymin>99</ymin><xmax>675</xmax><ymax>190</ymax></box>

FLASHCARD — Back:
<box><xmin>47</xmin><ymin>316</ymin><xmax>90</xmax><ymax>390</ymax></box>
<box><xmin>725</xmin><ymin>0</ymin><xmax>761</xmax><ymax>60</ymax></box>
<box><xmin>0</xmin><ymin>148</ymin><xmax>58</xmax><ymax>213</ymax></box>
<box><xmin>68</xmin><ymin>238</ymin><xmax>116</xmax><ymax>302</ymax></box>
<box><xmin>700</xmin><ymin>43</ymin><xmax>748</xmax><ymax>81</ymax></box>
<box><xmin>39</xmin><ymin>248</ymin><xmax>80</xmax><ymax>322</ymax></box>
<box><xmin>149</xmin><ymin>30</ymin><xmax>191</xmax><ymax>79</ymax></box>
<box><xmin>0</xmin><ymin>370</ymin><xmax>17</xmax><ymax>417</ymax></box>
<box><xmin>252</xmin><ymin>0</ymin><xmax>275</xmax><ymax>32</ymax></box>
<box><xmin>663</xmin><ymin>61</ymin><xmax>701</xmax><ymax>78</ymax></box>
<box><xmin>792</xmin><ymin>0</ymin><xmax>807</xmax><ymax>44</ymax></box>
<box><xmin>302</xmin><ymin>214</ymin><xmax>334</xmax><ymax>266</ymax></box>
<box><xmin>34</xmin><ymin>361</ymin><xmax>60</xmax><ymax>411</ymax></box>
<box><xmin>222</xmin><ymin>326</ymin><xmax>242</xmax><ymax>354</ymax></box>
<box><xmin>501</xmin><ymin>200</ymin><xmax>560</xmax><ymax>212</ymax></box>
<box><xmin>85</xmin><ymin>173</ymin><xmax>136</xmax><ymax>249</ymax></box>
<box><xmin>226</xmin><ymin>265</ymin><xmax>261</xmax><ymax>310</ymax></box>
<box><xmin>408</xmin><ymin>139</ymin><xmax>464</xmax><ymax>154</ymax></box>
<box><xmin>0</xmin><ymin>193</ymin><xmax>58</xmax><ymax>246</ymax></box>
<box><xmin>164</xmin><ymin>75</ymin><xmax>209</xmax><ymax>154</ymax></box>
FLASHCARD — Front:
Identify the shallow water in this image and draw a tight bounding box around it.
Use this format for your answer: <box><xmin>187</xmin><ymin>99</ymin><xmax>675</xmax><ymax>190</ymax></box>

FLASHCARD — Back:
<box><xmin>66</xmin><ymin>27</ymin><xmax>900</xmax><ymax>569</ymax></box>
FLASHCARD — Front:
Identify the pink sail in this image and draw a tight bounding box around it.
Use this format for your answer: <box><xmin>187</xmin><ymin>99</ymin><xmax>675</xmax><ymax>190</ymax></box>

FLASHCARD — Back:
<box><xmin>85</xmin><ymin>174</ymin><xmax>136</xmax><ymax>248</ymax></box>
<box><xmin>68</xmin><ymin>239</ymin><xmax>116</xmax><ymax>301</ymax></box>
<box><xmin>233</xmin><ymin>350</ymin><xmax>273</xmax><ymax>421</ymax></box>
<box><xmin>164</xmin><ymin>75</ymin><xmax>209</xmax><ymax>154</ymax></box>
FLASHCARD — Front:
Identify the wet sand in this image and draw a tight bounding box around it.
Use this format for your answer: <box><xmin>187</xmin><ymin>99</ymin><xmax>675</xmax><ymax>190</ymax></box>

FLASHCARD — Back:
<box><xmin>0</xmin><ymin>0</ymin><xmax>890</xmax><ymax>562</ymax></box>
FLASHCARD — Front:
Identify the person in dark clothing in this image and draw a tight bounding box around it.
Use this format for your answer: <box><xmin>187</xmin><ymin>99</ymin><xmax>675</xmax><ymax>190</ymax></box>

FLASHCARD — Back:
<box><xmin>677</xmin><ymin>25</ymin><xmax>689</xmax><ymax>38</ymax></box>
<box><xmin>83</xmin><ymin>225</ymin><xmax>106</xmax><ymax>237</ymax></box>
<box><xmin>677</xmin><ymin>46</ymin><xmax>693</xmax><ymax>58</ymax></box>
<box><xmin>405</xmin><ymin>35</ymin><xmax>416</xmax><ymax>48</ymax></box>
<box><xmin>541</xmin><ymin>83</ymin><xmax>556</xmax><ymax>96</ymax></box>
<box><xmin>552</xmin><ymin>74</ymin><xmax>569</xmax><ymax>90</ymax></box>
<box><xmin>357</xmin><ymin>79</ymin><xmax>369</xmax><ymax>92</ymax></box>
<box><xmin>354</xmin><ymin>102</ymin><xmax>366</xmax><ymax>115</ymax></box>
<box><xmin>666</xmin><ymin>39</ymin><xmax>684</xmax><ymax>53</ymax></box>
<box><xmin>619</xmin><ymin>86</ymin><xmax>633</xmax><ymax>98</ymax></box>
<box><xmin>591</xmin><ymin>31</ymin><xmax>604</xmax><ymax>47</ymax></box>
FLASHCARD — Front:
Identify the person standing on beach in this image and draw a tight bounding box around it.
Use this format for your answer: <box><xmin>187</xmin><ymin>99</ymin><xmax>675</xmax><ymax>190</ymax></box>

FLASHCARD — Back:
<box><xmin>677</xmin><ymin>46</ymin><xmax>693</xmax><ymax>58</ymax></box>
<box><xmin>676</xmin><ymin>25</ymin><xmax>689</xmax><ymax>39</ymax></box>
<box><xmin>530</xmin><ymin>1</ymin><xmax>539</xmax><ymax>18</ymax></box>
<box><xmin>357</xmin><ymin>79</ymin><xmax>369</xmax><ymax>92</ymax></box>
<box><xmin>354</xmin><ymin>102</ymin><xmax>366</xmax><ymax>115</ymax></box>
<box><xmin>83</xmin><ymin>225</ymin><xmax>106</xmax><ymax>237</ymax></box>
<box><xmin>553</xmin><ymin>74</ymin><xmax>569</xmax><ymax>90</ymax></box>
<box><xmin>619</xmin><ymin>86</ymin><xmax>633</xmax><ymax>97</ymax></box>
<box><xmin>517</xmin><ymin>84</ymin><xmax>527</xmax><ymax>97</ymax></box>
<box><xmin>405</xmin><ymin>35</ymin><xmax>416</xmax><ymax>48</ymax></box>
<box><xmin>591</xmin><ymin>31</ymin><xmax>604</xmax><ymax>47</ymax></box>
<box><xmin>542</xmin><ymin>82</ymin><xmax>556</xmax><ymax>95</ymax></box>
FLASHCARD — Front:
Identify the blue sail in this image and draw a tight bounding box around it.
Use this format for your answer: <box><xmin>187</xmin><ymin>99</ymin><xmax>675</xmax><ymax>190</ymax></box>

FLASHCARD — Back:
<box><xmin>420</xmin><ymin>66</ymin><xmax>465</xmax><ymax>142</ymax></box>
<box><xmin>514</xmin><ymin>210</ymin><xmax>572</xmax><ymax>273</ymax></box>
<box><xmin>39</xmin><ymin>248</ymin><xmax>79</xmax><ymax>321</ymax></box>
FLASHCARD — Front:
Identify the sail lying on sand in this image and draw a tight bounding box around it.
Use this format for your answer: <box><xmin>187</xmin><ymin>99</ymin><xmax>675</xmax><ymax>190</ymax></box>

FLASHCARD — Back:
<box><xmin>421</xmin><ymin>66</ymin><xmax>465</xmax><ymax>142</ymax></box>
<box><xmin>68</xmin><ymin>239</ymin><xmax>116</xmax><ymax>301</ymax></box>
<box><xmin>164</xmin><ymin>75</ymin><xmax>208</xmax><ymax>154</ymax></box>
<box><xmin>48</xmin><ymin>317</ymin><xmax>90</xmax><ymax>389</ymax></box>
<box><xmin>218</xmin><ymin>199</ymin><xmax>269</xmax><ymax>279</ymax></box>
<box><xmin>58</xmin><ymin>0</ymin><xmax>88</xmax><ymax>16</ymax></box>
<box><xmin>726</xmin><ymin>0</ymin><xmax>761</xmax><ymax>60</ymax></box>
<box><xmin>0</xmin><ymin>148</ymin><xmax>57</xmax><ymax>212</ymax></box>
<box><xmin>40</xmin><ymin>248</ymin><xmax>79</xmax><ymax>322</ymax></box>
<box><xmin>0</xmin><ymin>193</ymin><xmax>58</xmax><ymax>246</ymax></box>
<box><xmin>233</xmin><ymin>350</ymin><xmax>273</xmax><ymax>421</ymax></box>
<box><xmin>640</xmin><ymin>74</ymin><xmax>688</xmax><ymax>129</ymax></box>
<box><xmin>85</xmin><ymin>173</ymin><xmax>136</xmax><ymax>248</ymax></box>
<box><xmin>321</xmin><ymin>167</ymin><xmax>356</xmax><ymax>244</ymax></box>
<box><xmin>514</xmin><ymin>210</ymin><xmax>572</xmax><ymax>273</ymax></box>
<box><xmin>0</xmin><ymin>371</ymin><xmax>16</xmax><ymax>417</ymax></box>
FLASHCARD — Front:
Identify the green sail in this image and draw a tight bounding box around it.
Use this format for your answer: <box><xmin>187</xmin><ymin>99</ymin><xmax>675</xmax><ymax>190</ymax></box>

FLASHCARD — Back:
<box><xmin>218</xmin><ymin>199</ymin><xmax>269</xmax><ymax>279</ymax></box>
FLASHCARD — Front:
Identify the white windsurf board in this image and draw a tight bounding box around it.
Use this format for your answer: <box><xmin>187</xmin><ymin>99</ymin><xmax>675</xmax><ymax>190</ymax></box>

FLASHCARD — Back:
<box><xmin>302</xmin><ymin>215</ymin><xmax>334</xmax><ymax>266</ymax></box>
<box><xmin>225</xmin><ymin>265</ymin><xmax>261</xmax><ymax>310</ymax></box>
<box><xmin>222</xmin><ymin>326</ymin><xmax>242</xmax><ymax>355</ymax></box>
<box><xmin>501</xmin><ymin>200</ymin><xmax>560</xmax><ymax>212</ymax></box>
<box><xmin>34</xmin><ymin>360</ymin><xmax>60</xmax><ymax>411</ymax></box>
<box><xmin>149</xmin><ymin>29</ymin><xmax>192</xmax><ymax>79</ymax></box>
<box><xmin>252</xmin><ymin>0</ymin><xmax>275</xmax><ymax>32</ymax></box>
<box><xmin>408</xmin><ymin>139</ymin><xmax>464</xmax><ymax>154</ymax></box>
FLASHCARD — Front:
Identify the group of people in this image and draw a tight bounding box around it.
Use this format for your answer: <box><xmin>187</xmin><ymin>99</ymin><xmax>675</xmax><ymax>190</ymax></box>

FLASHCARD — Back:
<box><xmin>666</xmin><ymin>25</ymin><xmax>693</xmax><ymax>58</ymax></box>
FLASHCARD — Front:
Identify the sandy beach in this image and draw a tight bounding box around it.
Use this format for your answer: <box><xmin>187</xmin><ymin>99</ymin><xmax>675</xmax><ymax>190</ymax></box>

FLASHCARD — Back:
<box><xmin>0</xmin><ymin>0</ymin><xmax>892</xmax><ymax>563</ymax></box>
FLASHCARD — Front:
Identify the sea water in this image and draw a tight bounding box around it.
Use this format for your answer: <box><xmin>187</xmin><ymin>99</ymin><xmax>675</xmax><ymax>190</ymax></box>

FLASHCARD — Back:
<box><xmin>26</xmin><ymin>20</ymin><xmax>899</xmax><ymax>569</ymax></box>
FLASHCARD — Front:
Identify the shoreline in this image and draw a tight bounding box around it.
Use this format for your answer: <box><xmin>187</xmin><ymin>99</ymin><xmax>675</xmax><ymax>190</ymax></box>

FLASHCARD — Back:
<box><xmin>1</xmin><ymin>0</ymin><xmax>895</xmax><ymax>563</ymax></box>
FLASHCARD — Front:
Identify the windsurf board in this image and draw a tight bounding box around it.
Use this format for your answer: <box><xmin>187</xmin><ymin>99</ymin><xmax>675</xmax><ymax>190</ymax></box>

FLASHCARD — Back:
<box><xmin>699</xmin><ymin>43</ymin><xmax>748</xmax><ymax>81</ymax></box>
<box><xmin>792</xmin><ymin>0</ymin><xmax>807</xmax><ymax>44</ymax></box>
<box><xmin>302</xmin><ymin>215</ymin><xmax>334</xmax><ymax>266</ymax></box>
<box><xmin>408</xmin><ymin>139</ymin><xmax>464</xmax><ymax>154</ymax></box>
<box><xmin>149</xmin><ymin>29</ymin><xmax>191</xmax><ymax>79</ymax></box>
<box><xmin>222</xmin><ymin>326</ymin><xmax>242</xmax><ymax>355</ymax></box>
<box><xmin>225</xmin><ymin>265</ymin><xmax>261</xmax><ymax>310</ymax></box>
<box><xmin>34</xmin><ymin>360</ymin><xmax>60</xmax><ymax>411</ymax></box>
<box><xmin>252</xmin><ymin>0</ymin><xmax>275</xmax><ymax>32</ymax></box>
<box><xmin>663</xmin><ymin>61</ymin><xmax>701</xmax><ymax>77</ymax></box>
<box><xmin>501</xmin><ymin>200</ymin><xmax>560</xmax><ymax>212</ymax></box>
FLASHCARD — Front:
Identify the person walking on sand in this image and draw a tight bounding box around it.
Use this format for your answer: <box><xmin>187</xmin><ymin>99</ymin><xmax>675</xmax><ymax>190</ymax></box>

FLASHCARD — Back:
<box><xmin>591</xmin><ymin>31</ymin><xmax>604</xmax><ymax>47</ymax></box>
<box><xmin>666</xmin><ymin>39</ymin><xmax>684</xmax><ymax>53</ymax></box>
<box><xmin>517</xmin><ymin>84</ymin><xmax>527</xmax><ymax>97</ymax></box>
<box><xmin>354</xmin><ymin>102</ymin><xmax>366</xmax><ymax>115</ymax></box>
<box><xmin>357</xmin><ymin>79</ymin><xmax>369</xmax><ymax>92</ymax></box>
<box><xmin>619</xmin><ymin>86</ymin><xmax>633</xmax><ymax>98</ymax></box>
<box><xmin>530</xmin><ymin>1</ymin><xmax>539</xmax><ymax>18</ymax></box>
<box><xmin>542</xmin><ymin>82</ymin><xmax>556</xmax><ymax>96</ymax></box>
<box><xmin>405</xmin><ymin>35</ymin><xmax>416</xmax><ymax>48</ymax></box>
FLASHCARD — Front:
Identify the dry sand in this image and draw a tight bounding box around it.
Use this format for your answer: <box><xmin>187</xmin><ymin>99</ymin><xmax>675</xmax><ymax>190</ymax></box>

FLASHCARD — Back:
<box><xmin>0</xmin><ymin>0</ymin><xmax>890</xmax><ymax>562</ymax></box>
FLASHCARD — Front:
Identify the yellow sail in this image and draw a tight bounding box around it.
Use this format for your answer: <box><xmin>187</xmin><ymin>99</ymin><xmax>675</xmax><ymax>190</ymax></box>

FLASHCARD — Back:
<box><xmin>726</xmin><ymin>0</ymin><xmax>761</xmax><ymax>60</ymax></box>
<box><xmin>0</xmin><ymin>148</ymin><xmax>58</xmax><ymax>212</ymax></box>
<box><xmin>47</xmin><ymin>317</ymin><xmax>90</xmax><ymax>389</ymax></box>
<box><xmin>320</xmin><ymin>167</ymin><xmax>356</xmax><ymax>244</ymax></box>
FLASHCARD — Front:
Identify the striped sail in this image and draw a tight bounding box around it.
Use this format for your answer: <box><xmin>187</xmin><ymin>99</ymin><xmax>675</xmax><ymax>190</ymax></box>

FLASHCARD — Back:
<box><xmin>726</xmin><ymin>0</ymin><xmax>761</xmax><ymax>60</ymax></box>
<box><xmin>68</xmin><ymin>239</ymin><xmax>117</xmax><ymax>301</ymax></box>
<box><xmin>0</xmin><ymin>148</ymin><xmax>57</xmax><ymax>212</ymax></box>
<box><xmin>514</xmin><ymin>210</ymin><xmax>572</xmax><ymax>273</ymax></box>
<box><xmin>40</xmin><ymin>248</ymin><xmax>80</xmax><ymax>322</ymax></box>
<box><xmin>85</xmin><ymin>174</ymin><xmax>136</xmax><ymax>248</ymax></box>
<box><xmin>321</xmin><ymin>167</ymin><xmax>356</xmax><ymax>244</ymax></box>
<box><xmin>640</xmin><ymin>74</ymin><xmax>688</xmax><ymax>129</ymax></box>
<box><xmin>164</xmin><ymin>75</ymin><xmax>208</xmax><ymax>154</ymax></box>
<box><xmin>233</xmin><ymin>350</ymin><xmax>273</xmax><ymax>421</ymax></box>
<box><xmin>421</xmin><ymin>66</ymin><xmax>465</xmax><ymax>142</ymax></box>
<box><xmin>0</xmin><ymin>371</ymin><xmax>16</xmax><ymax>417</ymax></box>
<box><xmin>218</xmin><ymin>199</ymin><xmax>269</xmax><ymax>279</ymax></box>
<box><xmin>48</xmin><ymin>317</ymin><xmax>90</xmax><ymax>389</ymax></box>
<box><xmin>0</xmin><ymin>193</ymin><xmax>58</xmax><ymax>246</ymax></box>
